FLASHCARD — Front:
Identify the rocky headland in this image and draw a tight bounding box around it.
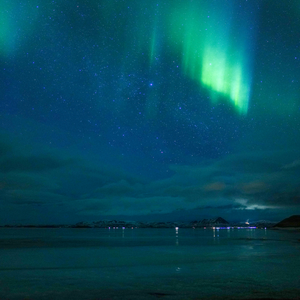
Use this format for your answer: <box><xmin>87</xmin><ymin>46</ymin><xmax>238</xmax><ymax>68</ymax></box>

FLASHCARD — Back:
<box><xmin>273</xmin><ymin>215</ymin><xmax>300</xmax><ymax>228</ymax></box>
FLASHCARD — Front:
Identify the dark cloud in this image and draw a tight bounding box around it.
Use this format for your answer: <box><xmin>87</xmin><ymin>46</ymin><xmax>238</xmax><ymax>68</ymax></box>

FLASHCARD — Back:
<box><xmin>282</xmin><ymin>159</ymin><xmax>300</xmax><ymax>170</ymax></box>
<box><xmin>4</xmin><ymin>190</ymin><xmax>68</xmax><ymax>205</ymax></box>
<box><xmin>0</xmin><ymin>137</ymin><xmax>299</xmax><ymax>222</ymax></box>
<box><xmin>200</xmin><ymin>204</ymin><xmax>245</xmax><ymax>210</ymax></box>
<box><xmin>91</xmin><ymin>180</ymin><xmax>143</xmax><ymax>198</ymax></box>
<box><xmin>144</xmin><ymin>150</ymin><xmax>300</xmax><ymax>213</ymax></box>
<box><xmin>0</xmin><ymin>155</ymin><xmax>74</xmax><ymax>173</ymax></box>
<box><xmin>0</xmin><ymin>173</ymin><xmax>59</xmax><ymax>191</ymax></box>
<box><xmin>69</xmin><ymin>149</ymin><xmax>300</xmax><ymax>217</ymax></box>
<box><xmin>0</xmin><ymin>141</ymin><xmax>12</xmax><ymax>157</ymax></box>
<box><xmin>75</xmin><ymin>195</ymin><xmax>187</xmax><ymax>216</ymax></box>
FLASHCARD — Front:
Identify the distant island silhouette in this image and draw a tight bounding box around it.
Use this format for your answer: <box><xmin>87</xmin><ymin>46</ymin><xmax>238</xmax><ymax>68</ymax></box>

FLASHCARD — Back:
<box><xmin>274</xmin><ymin>215</ymin><xmax>300</xmax><ymax>228</ymax></box>
<box><xmin>1</xmin><ymin>217</ymin><xmax>279</xmax><ymax>229</ymax></box>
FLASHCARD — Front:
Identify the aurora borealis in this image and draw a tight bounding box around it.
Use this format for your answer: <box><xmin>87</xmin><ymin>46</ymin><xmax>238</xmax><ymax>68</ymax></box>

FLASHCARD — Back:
<box><xmin>1</xmin><ymin>0</ymin><xmax>300</xmax><ymax>224</ymax></box>
<box><xmin>169</xmin><ymin>0</ymin><xmax>255</xmax><ymax>114</ymax></box>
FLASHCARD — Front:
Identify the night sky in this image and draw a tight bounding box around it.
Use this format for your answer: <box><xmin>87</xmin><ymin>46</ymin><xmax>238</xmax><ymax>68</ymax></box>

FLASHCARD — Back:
<box><xmin>1</xmin><ymin>0</ymin><xmax>300</xmax><ymax>224</ymax></box>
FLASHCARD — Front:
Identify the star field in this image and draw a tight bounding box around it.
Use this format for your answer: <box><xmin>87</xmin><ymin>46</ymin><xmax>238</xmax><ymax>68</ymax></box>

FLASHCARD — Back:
<box><xmin>1</xmin><ymin>0</ymin><xmax>300</xmax><ymax>224</ymax></box>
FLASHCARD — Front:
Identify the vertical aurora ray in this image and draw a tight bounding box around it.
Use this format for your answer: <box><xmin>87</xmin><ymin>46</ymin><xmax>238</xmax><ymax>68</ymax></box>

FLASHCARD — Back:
<box><xmin>150</xmin><ymin>27</ymin><xmax>157</xmax><ymax>65</ymax></box>
<box><xmin>0</xmin><ymin>1</ymin><xmax>39</xmax><ymax>57</ymax></box>
<box><xmin>169</xmin><ymin>1</ymin><xmax>255</xmax><ymax>114</ymax></box>
<box><xmin>149</xmin><ymin>3</ymin><xmax>163</xmax><ymax>68</ymax></box>
<box><xmin>0</xmin><ymin>2</ymin><xmax>15</xmax><ymax>56</ymax></box>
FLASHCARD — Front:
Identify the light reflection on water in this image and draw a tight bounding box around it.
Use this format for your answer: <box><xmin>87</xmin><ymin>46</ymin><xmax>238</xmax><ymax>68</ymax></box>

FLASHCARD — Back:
<box><xmin>212</xmin><ymin>227</ymin><xmax>220</xmax><ymax>244</ymax></box>
<box><xmin>175</xmin><ymin>227</ymin><xmax>179</xmax><ymax>246</ymax></box>
<box><xmin>0</xmin><ymin>228</ymin><xmax>300</xmax><ymax>300</ymax></box>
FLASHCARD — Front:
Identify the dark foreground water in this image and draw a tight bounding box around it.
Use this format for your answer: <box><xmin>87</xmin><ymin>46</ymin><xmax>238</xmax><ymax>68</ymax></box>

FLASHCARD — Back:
<box><xmin>0</xmin><ymin>227</ymin><xmax>299</xmax><ymax>300</ymax></box>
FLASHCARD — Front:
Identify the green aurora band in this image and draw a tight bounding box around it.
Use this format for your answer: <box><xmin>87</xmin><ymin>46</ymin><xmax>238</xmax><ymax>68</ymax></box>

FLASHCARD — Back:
<box><xmin>168</xmin><ymin>1</ymin><xmax>255</xmax><ymax>114</ymax></box>
<box><xmin>0</xmin><ymin>1</ymin><xmax>39</xmax><ymax>57</ymax></box>
<box><xmin>2</xmin><ymin>1</ymin><xmax>255</xmax><ymax>115</ymax></box>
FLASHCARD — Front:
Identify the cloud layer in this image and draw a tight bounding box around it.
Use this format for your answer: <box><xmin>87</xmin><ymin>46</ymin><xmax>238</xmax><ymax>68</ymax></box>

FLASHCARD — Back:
<box><xmin>1</xmin><ymin>123</ymin><xmax>299</xmax><ymax>224</ymax></box>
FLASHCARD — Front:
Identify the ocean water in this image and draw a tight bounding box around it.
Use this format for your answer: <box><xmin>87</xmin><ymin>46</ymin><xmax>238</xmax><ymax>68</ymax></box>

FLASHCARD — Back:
<box><xmin>0</xmin><ymin>228</ymin><xmax>299</xmax><ymax>300</ymax></box>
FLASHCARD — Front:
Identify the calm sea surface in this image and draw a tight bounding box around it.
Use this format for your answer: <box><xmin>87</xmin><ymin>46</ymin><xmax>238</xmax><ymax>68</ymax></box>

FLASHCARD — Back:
<box><xmin>0</xmin><ymin>228</ymin><xmax>299</xmax><ymax>300</ymax></box>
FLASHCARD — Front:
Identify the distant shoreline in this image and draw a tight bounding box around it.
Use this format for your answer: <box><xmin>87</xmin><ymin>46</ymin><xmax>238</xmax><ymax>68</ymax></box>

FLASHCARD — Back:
<box><xmin>0</xmin><ymin>225</ymin><xmax>269</xmax><ymax>229</ymax></box>
<box><xmin>0</xmin><ymin>216</ymin><xmax>278</xmax><ymax>229</ymax></box>
<box><xmin>271</xmin><ymin>227</ymin><xmax>300</xmax><ymax>231</ymax></box>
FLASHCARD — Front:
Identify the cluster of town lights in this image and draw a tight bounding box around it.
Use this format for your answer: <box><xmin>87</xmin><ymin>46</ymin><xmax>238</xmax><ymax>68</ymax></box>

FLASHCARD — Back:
<box><xmin>106</xmin><ymin>226</ymin><xmax>266</xmax><ymax>229</ymax></box>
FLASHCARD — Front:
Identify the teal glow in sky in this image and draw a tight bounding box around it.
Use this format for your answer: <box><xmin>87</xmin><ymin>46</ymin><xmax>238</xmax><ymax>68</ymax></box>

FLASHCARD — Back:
<box><xmin>1</xmin><ymin>0</ymin><xmax>300</xmax><ymax>224</ymax></box>
<box><xmin>0</xmin><ymin>1</ymin><xmax>39</xmax><ymax>56</ymax></box>
<box><xmin>168</xmin><ymin>1</ymin><xmax>254</xmax><ymax>114</ymax></box>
